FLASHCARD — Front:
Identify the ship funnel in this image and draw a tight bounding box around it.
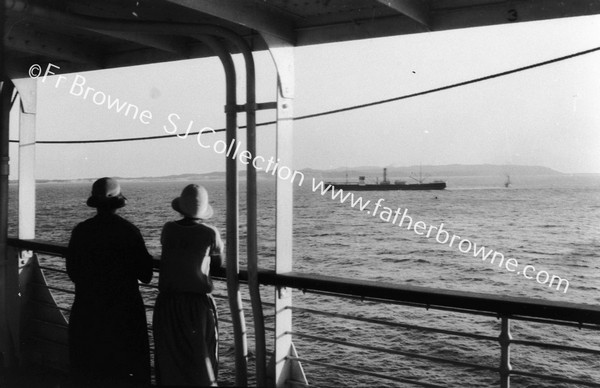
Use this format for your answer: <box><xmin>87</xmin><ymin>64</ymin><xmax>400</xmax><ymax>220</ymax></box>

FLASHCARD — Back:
<box><xmin>383</xmin><ymin>168</ymin><xmax>388</xmax><ymax>183</ymax></box>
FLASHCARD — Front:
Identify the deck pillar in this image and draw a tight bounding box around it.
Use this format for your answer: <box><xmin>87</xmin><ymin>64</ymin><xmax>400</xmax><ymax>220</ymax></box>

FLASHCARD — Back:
<box><xmin>263</xmin><ymin>34</ymin><xmax>307</xmax><ymax>388</ymax></box>
<box><xmin>12</xmin><ymin>78</ymin><xmax>37</xmax><ymax>240</ymax></box>
<box><xmin>0</xmin><ymin>79</ymin><xmax>19</xmax><ymax>368</ymax></box>
<box><xmin>195</xmin><ymin>35</ymin><xmax>248</xmax><ymax>386</ymax></box>
<box><xmin>499</xmin><ymin>316</ymin><xmax>512</xmax><ymax>388</ymax></box>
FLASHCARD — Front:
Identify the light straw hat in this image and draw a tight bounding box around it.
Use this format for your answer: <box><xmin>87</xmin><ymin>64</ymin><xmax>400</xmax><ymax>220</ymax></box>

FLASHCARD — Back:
<box><xmin>171</xmin><ymin>184</ymin><xmax>213</xmax><ymax>219</ymax></box>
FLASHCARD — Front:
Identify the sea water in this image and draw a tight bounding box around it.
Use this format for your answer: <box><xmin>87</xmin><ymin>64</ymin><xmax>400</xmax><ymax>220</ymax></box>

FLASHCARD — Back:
<box><xmin>10</xmin><ymin>174</ymin><xmax>600</xmax><ymax>386</ymax></box>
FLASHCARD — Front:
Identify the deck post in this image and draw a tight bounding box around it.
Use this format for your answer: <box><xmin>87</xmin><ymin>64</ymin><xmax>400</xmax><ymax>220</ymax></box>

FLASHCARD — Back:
<box><xmin>195</xmin><ymin>35</ymin><xmax>248</xmax><ymax>386</ymax></box>
<box><xmin>263</xmin><ymin>34</ymin><xmax>307</xmax><ymax>388</ymax></box>
<box><xmin>499</xmin><ymin>316</ymin><xmax>512</xmax><ymax>388</ymax></box>
<box><xmin>0</xmin><ymin>79</ymin><xmax>19</xmax><ymax>368</ymax></box>
<box><xmin>12</xmin><ymin>78</ymin><xmax>37</xmax><ymax>240</ymax></box>
<box><xmin>195</xmin><ymin>27</ymin><xmax>269</xmax><ymax>385</ymax></box>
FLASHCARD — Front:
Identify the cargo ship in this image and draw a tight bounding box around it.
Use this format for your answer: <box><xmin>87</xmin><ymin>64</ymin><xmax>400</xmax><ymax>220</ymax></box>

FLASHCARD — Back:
<box><xmin>325</xmin><ymin>168</ymin><xmax>446</xmax><ymax>191</ymax></box>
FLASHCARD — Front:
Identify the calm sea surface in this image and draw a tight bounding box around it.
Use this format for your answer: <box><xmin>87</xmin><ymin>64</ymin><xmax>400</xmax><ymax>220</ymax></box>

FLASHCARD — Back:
<box><xmin>9</xmin><ymin>174</ymin><xmax>600</xmax><ymax>387</ymax></box>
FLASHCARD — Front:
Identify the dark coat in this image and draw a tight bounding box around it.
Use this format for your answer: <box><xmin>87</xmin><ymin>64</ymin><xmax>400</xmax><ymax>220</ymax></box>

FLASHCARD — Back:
<box><xmin>66</xmin><ymin>212</ymin><xmax>153</xmax><ymax>385</ymax></box>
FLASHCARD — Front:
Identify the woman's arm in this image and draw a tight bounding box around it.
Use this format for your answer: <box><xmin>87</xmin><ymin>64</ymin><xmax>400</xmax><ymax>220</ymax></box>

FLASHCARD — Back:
<box><xmin>66</xmin><ymin>225</ymin><xmax>83</xmax><ymax>283</ymax></box>
<box><xmin>209</xmin><ymin>227</ymin><xmax>224</xmax><ymax>273</ymax></box>
<box><xmin>132</xmin><ymin>227</ymin><xmax>153</xmax><ymax>284</ymax></box>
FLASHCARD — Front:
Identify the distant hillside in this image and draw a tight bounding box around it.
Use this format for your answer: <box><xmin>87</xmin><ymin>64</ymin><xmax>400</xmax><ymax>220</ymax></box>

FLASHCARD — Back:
<box><xmin>29</xmin><ymin>164</ymin><xmax>563</xmax><ymax>183</ymax></box>
<box><xmin>303</xmin><ymin>164</ymin><xmax>563</xmax><ymax>181</ymax></box>
<box><xmin>33</xmin><ymin>170</ymin><xmax>272</xmax><ymax>184</ymax></box>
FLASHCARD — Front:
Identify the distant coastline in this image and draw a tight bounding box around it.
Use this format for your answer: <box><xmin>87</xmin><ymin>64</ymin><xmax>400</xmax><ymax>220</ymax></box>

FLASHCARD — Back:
<box><xmin>10</xmin><ymin>164</ymin><xmax>596</xmax><ymax>184</ymax></box>
<box><xmin>303</xmin><ymin>164</ymin><xmax>563</xmax><ymax>181</ymax></box>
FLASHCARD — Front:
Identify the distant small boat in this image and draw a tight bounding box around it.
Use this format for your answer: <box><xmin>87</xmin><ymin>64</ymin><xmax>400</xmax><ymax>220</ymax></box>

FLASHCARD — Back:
<box><xmin>325</xmin><ymin>168</ymin><xmax>446</xmax><ymax>191</ymax></box>
<box><xmin>505</xmin><ymin>175</ymin><xmax>511</xmax><ymax>188</ymax></box>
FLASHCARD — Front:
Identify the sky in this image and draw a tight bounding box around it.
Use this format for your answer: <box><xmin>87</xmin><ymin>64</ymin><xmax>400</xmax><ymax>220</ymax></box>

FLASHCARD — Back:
<box><xmin>8</xmin><ymin>14</ymin><xmax>600</xmax><ymax>180</ymax></box>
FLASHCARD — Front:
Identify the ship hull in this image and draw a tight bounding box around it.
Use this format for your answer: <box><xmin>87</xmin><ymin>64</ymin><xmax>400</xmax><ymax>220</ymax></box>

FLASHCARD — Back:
<box><xmin>325</xmin><ymin>182</ymin><xmax>446</xmax><ymax>191</ymax></box>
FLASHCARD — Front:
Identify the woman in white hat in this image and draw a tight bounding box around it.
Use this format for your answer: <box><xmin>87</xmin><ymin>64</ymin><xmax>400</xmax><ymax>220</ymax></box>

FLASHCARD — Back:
<box><xmin>153</xmin><ymin>184</ymin><xmax>223</xmax><ymax>387</ymax></box>
<box><xmin>66</xmin><ymin>177</ymin><xmax>153</xmax><ymax>386</ymax></box>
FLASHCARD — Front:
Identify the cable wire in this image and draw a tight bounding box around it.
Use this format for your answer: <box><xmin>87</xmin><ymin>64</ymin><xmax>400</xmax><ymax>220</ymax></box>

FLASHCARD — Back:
<box><xmin>8</xmin><ymin>45</ymin><xmax>600</xmax><ymax>145</ymax></box>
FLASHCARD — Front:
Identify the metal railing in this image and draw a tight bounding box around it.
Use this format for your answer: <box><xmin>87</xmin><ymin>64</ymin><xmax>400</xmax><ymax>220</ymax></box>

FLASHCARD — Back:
<box><xmin>282</xmin><ymin>299</ymin><xmax>600</xmax><ymax>387</ymax></box>
<box><xmin>8</xmin><ymin>238</ymin><xmax>600</xmax><ymax>387</ymax></box>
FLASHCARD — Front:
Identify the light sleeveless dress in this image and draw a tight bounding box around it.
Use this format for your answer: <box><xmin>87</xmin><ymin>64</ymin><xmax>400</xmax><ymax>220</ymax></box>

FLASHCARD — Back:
<box><xmin>153</xmin><ymin>221</ymin><xmax>223</xmax><ymax>386</ymax></box>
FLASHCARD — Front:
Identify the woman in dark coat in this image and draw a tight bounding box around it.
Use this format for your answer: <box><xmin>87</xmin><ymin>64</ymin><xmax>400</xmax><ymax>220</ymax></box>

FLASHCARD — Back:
<box><xmin>67</xmin><ymin>177</ymin><xmax>153</xmax><ymax>386</ymax></box>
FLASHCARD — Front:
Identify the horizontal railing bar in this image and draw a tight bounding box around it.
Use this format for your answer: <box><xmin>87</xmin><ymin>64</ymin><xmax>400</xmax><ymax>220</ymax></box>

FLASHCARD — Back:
<box><xmin>265</xmin><ymin>272</ymin><xmax>600</xmax><ymax>325</ymax></box>
<box><xmin>288</xmin><ymin>331</ymin><xmax>498</xmax><ymax>372</ymax></box>
<box><xmin>144</xmin><ymin>303</ymin><xmax>260</xmax><ymax>316</ymax></box>
<box><xmin>285</xmin><ymin>378</ymin><xmax>309</xmax><ymax>387</ymax></box>
<box><xmin>211</xmin><ymin>292</ymin><xmax>276</xmax><ymax>309</ymax></box>
<box><xmin>511</xmin><ymin>369</ymin><xmax>600</xmax><ymax>387</ymax></box>
<box><xmin>297</xmin><ymin>288</ymin><xmax>502</xmax><ymax>317</ymax></box>
<box><xmin>29</xmin><ymin>298</ymin><xmax>71</xmax><ymax>313</ymax></box>
<box><xmin>286</xmin><ymin>356</ymin><xmax>446</xmax><ymax>388</ymax></box>
<box><xmin>505</xmin><ymin>314</ymin><xmax>600</xmax><ymax>331</ymax></box>
<box><xmin>287</xmin><ymin>305</ymin><xmax>498</xmax><ymax>342</ymax></box>
<box><xmin>10</xmin><ymin>238</ymin><xmax>600</xmax><ymax>325</ymax></box>
<box><xmin>10</xmin><ymin>239</ymin><xmax>69</xmax><ymax>255</ymax></box>
<box><xmin>38</xmin><ymin>265</ymin><xmax>67</xmax><ymax>274</ymax></box>
<box><xmin>146</xmin><ymin>290</ymin><xmax>277</xmax><ymax>310</ymax></box>
<box><xmin>217</xmin><ymin>317</ymin><xmax>276</xmax><ymax>334</ymax></box>
<box><xmin>31</xmin><ymin>282</ymin><xmax>74</xmax><ymax>295</ymax></box>
<box><xmin>30</xmin><ymin>318</ymin><xmax>68</xmax><ymax>330</ymax></box>
<box><xmin>260</xmin><ymin>300</ymin><xmax>275</xmax><ymax>308</ymax></box>
<box><xmin>275</xmin><ymin>286</ymin><xmax>600</xmax><ymax>331</ymax></box>
<box><xmin>214</xmin><ymin>317</ymin><xmax>275</xmax><ymax>333</ymax></box>
<box><xmin>276</xmin><ymin>287</ymin><xmax>600</xmax><ymax>331</ymax></box>
<box><xmin>28</xmin><ymin>335</ymin><xmax>69</xmax><ymax>348</ymax></box>
<box><xmin>511</xmin><ymin>339</ymin><xmax>600</xmax><ymax>355</ymax></box>
<box><xmin>297</xmin><ymin>289</ymin><xmax>600</xmax><ymax>331</ymax></box>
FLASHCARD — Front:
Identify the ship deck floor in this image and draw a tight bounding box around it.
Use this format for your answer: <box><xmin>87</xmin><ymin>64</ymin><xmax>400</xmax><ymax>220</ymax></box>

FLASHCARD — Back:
<box><xmin>1</xmin><ymin>366</ymin><xmax>157</xmax><ymax>388</ymax></box>
<box><xmin>2</xmin><ymin>366</ymin><xmax>65</xmax><ymax>388</ymax></box>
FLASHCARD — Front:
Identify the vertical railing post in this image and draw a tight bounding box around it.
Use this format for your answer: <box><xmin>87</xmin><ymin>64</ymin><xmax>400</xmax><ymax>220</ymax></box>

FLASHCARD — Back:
<box><xmin>195</xmin><ymin>27</ymin><xmax>269</xmax><ymax>385</ymax></box>
<box><xmin>273</xmin><ymin>79</ymin><xmax>295</xmax><ymax>387</ymax></box>
<box><xmin>0</xmin><ymin>79</ymin><xmax>19</xmax><ymax>368</ymax></box>
<box><xmin>199</xmin><ymin>28</ymin><xmax>267</xmax><ymax>386</ymax></box>
<box><xmin>196</xmin><ymin>35</ymin><xmax>248</xmax><ymax>386</ymax></box>
<box><xmin>12</xmin><ymin>78</ymin><xmax>37</xmax><ymax>240</ymax></box>
<box><xmin>262</xmin><ymin>33</ymin><xmax>307</xmax><ymax>388</ymax></box>
<box><xmin>499</xmin><ymin>316</ymin><xmax>512</xmax><ymax>388</ymax></box>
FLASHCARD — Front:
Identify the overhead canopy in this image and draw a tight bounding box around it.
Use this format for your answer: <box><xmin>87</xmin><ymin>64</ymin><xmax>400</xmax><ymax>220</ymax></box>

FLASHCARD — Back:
<box><xmin>4</xmin><ymin>0</ymin><xmax>600</xmax><ymax>76</ymax></box>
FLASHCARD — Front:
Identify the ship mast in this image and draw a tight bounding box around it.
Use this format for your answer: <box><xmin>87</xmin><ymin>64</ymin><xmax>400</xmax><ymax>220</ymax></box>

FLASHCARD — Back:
<box><xmin>409</xmin><ymin>164</ymin><xmax>425</xmax><ymax>184</ymax></box>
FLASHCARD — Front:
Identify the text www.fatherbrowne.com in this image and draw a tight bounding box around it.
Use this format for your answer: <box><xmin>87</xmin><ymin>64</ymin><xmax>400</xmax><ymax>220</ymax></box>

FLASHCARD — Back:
<box><xmin>30</xmin><ymin>63</ymin><xmax>569</xmax><ymax>293</ymax></box>
<box><xmin>311</xmin><ymin>179</ymin><xmax>570</xmax><ymax>293</ymax></box>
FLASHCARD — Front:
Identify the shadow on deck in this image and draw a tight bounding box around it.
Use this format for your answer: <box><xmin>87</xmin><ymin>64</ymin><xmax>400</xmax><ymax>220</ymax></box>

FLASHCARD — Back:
<box><xmin>2</xmin><ymin>365</ymin><xmax>65</xmax><ymax>388</ymax></box>
<box><xmin>2</xmin><ymin>366</ymin><xmax>158</xmax><ymax>388</ymax></box>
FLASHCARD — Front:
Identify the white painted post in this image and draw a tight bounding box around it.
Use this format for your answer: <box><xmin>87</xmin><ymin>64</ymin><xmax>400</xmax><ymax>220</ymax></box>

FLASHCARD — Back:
<box><xmin>499</xmin><ymin>316</ymin><xmax>512</xmax><ymax>388</ymax></box>
<box><xmin>263</xmin><ymin>34</ymin><xmax>307</xmax><ymax>388</ymax></box>
<box><xmin>12</xmin><ymin>78</ymin><xmax>37</xmax><ymax>240</ymax></box>
<box><xmin>0</xmin><ymin>80</ymin><xmax>19</xmax><ymax>368</ymax></box>
<box><xmin>274</xmin><ymin>86</ymin><xmax>295</xmax><ymax>387</ymax></box>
